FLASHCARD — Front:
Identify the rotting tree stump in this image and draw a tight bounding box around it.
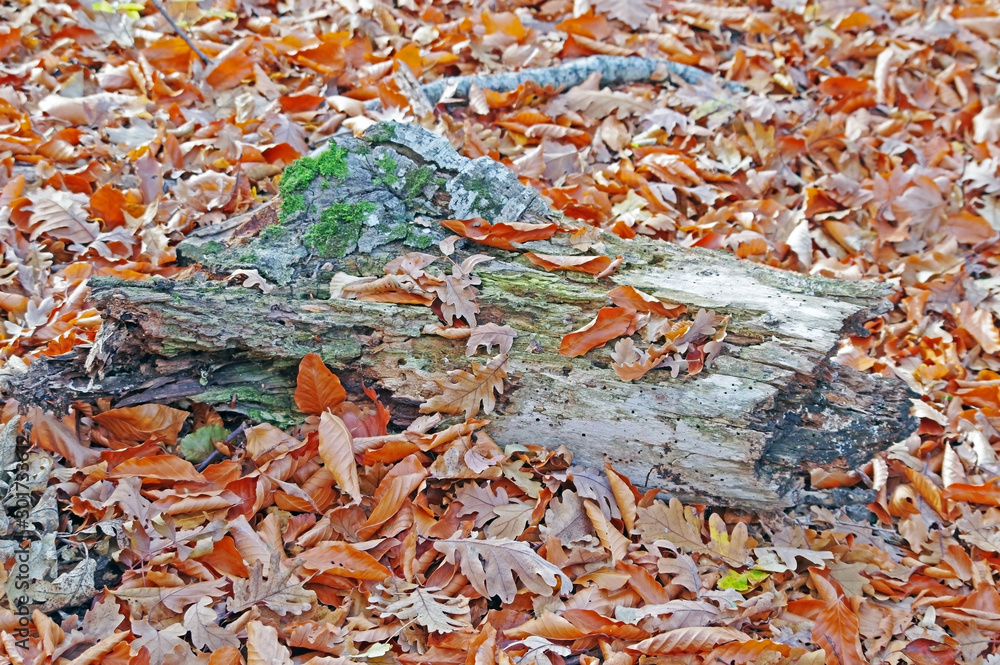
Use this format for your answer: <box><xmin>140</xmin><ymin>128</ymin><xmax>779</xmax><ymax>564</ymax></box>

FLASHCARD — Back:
<box><xmin>6</xmin><ymin>122</ymin><xmax>915</xmax><ymax>510</ymax></box>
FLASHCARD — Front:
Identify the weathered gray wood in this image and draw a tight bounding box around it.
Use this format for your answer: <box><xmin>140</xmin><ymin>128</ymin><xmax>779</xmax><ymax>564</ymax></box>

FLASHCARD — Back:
<box><xmin>6</xmin><ymin>122</ymin><xmax>914</xmax><ymax>509</ymax></box>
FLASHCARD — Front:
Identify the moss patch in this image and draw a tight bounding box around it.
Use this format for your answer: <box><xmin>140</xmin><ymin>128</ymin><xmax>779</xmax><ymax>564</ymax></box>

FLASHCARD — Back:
<box><xmin>365</xmin><ymin>123</ymin><xmax>397</xmax><ymax>144</ymax></box>
<box><xmin>280</xmin><ymin>193</ymin><xmax>305</xmax><ymax>221</ymax></box>
<box><xmin>465</xmin><ymin>175</ymin><xmax>502</xmax><ymax>218</ymax></box>
<box><xmin>304</xmin><ymin>201</ymin><xmax>377</xmax><ymax>258</ymax></box>
<box><xmin>375</xmin><ymin>154</ymin><xmax>399</xmax><ymax>186</ymax></box>
<box><xmin>404</xmin><ymin>165</ymin><xmax>435</xmax><ymax>201</ymax></box>
<box><xmin>278</xmin><ymin>143</ymin><xmax>350</xmax><ymax>220</ymax></box>
<box><xmin>259</xmin><ymin>224</ymin><xmax>288</xmax><ymax>241</ymax></box>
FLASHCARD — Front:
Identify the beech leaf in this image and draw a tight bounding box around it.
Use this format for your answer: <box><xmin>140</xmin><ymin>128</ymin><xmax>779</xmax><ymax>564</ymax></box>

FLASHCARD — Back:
<box><xmin>317</xmin><ymin>411</ymin><xmax>362</xmax><ymax>504</ymax></box>
<box><xmin>294</xmin><ymin>353</ymin><xmax>347</xmax><ymax>415</ymax></box>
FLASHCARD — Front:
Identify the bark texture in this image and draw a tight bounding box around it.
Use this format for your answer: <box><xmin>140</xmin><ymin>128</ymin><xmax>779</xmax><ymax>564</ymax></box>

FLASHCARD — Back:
<box><xmin>6</xmin><ymin>122</ymin><xmax>914</xmax><ymax>509</ymax></box>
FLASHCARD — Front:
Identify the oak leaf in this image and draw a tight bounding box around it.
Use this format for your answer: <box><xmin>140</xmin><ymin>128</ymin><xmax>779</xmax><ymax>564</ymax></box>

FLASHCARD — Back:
<box><xmin>369</xmin><ymin>578</ymin><xmax>471</xmax><ymax>634</ymax></box>
<box><xmin>420</xmin><ymin>354</ymin><xmax>508</xmax><ymax>419</ymax></box>
<box><xmin>227</xmin><ymin>552</ymin><xmax>316</xmax><ymax>617</ymax></box>
<box><xmin>294</xmin><ymin>352</ymin><xmax>347</xmax><ymax>415</ymax></box>
<box><xmin>434</xmin><ymin>537</ymin><xmax>572</xmax><ymax>603</ymax></box>
<box><xmin>467</xmin><ymin>323</ymin><xmax>517</xmax><ymax>356</ymax></box>
<box><xmin>184</xmin><ymin>598</ymin><xmax>240</xmax><ymax>650</ymax></box>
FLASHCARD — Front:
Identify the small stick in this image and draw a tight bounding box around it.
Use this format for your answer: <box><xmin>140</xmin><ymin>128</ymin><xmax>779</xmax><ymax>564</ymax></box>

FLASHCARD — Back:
<box><xmin>195</xmin><ymin>421</ymin><xmax>248</xmax><ymax>471</ymax></box>
<box><xmin>148</xmin><ymin>0</ymin><xmax>211</xmax><ymax>66</ymax></box>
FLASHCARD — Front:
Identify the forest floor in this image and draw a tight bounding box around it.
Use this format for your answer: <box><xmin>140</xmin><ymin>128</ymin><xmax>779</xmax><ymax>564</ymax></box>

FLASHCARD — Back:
<box><xmin>1</xmin><ymin>0</ymin><xmax>1000</xmax><ymax>663</ymax></box>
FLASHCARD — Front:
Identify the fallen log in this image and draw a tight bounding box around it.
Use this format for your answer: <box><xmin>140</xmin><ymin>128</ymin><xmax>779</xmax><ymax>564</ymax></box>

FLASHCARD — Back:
<box><xmin>6</xmin><ymin>122</ymin><xmax>914</xmax><ymax>509</ymax></box>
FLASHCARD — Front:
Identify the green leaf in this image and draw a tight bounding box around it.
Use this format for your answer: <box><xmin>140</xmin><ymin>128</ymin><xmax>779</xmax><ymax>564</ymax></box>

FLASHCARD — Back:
<box><xmin>179</xmin><ymin>424</ymin><xmax>228</xmax><ymax>462</ymax></box>
<box><xmin>717</xmin><ymin>568</ymin><xmax>770</xmax><ymax>592</ymax></box>
<box><xmin>92</xmin><ymin>1</ymin><xmax>116</xmax><ymax>13</ymax></box>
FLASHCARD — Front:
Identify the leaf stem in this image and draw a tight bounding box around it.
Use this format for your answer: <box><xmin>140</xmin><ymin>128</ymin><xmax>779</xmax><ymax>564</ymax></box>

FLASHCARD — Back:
<box><xmin>148</xmin><ymin>0</ymin><xmax>211</xmax><ymax>66</ymax></box>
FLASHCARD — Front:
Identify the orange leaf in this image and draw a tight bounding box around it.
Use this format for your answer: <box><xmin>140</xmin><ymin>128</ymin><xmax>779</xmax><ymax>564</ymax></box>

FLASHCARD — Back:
<box><xmin>440</xmin><ymin>218</ymin><xmax>560</xmax><ymax>250</ymax></box>
<box><xmin>93</xmin><ymin>404</ymin><xmax>189</xmax><ymax>444</ymax></box>
<box><xmin>901</xmin><ymin>465</ymin><xmax>952</xmax><ymax>519</ymax></box>
<box><xmin>318</xmin><ymin>412</ymin><xmax>362</xmax><ymax>504</ymax></box>
<box><xmin>481</xmin><ymin>11</ymin><xmax>527</xmax><ymax>40</ymax></box>
<box><xmin>207</xmin><ymin>646</ymin><xmax>244</xmax><ymax>665</ymax></box>
<box><xmin>109</xmin><ymin>455</ymin><xmax>206</xmax><ymax>482</ymax></box>
<box><xmin>819</xmin><ymin>76</ymin><xmax>869</xmax><ymax>97</ymax></box>
<box><xmin>296</xmin><ymin>541</ymin><xmax>391</xmax><ymax>580</ymax></box>
<box><xmin>560</xmin><ymin>307</ymin><xmax>637</xmax><ymax>357</ymax></box>
<box><xmin>294</xmin><ymin>353</ymin><xmax>347</xmax><ymax>415</ymax></box>
<box><xmin>811</xmin><ymin>599</ymin><xmax>866</xmax><ymax>665</ymax></box>
<box><xmin>89</xmin><ymin>184</ymin><xmax>126</xmax><ymax>228</ymax></box>
<box><xmin>561</xmin><ymin>609</ymin><xmax>650</xmax><ymax>640</ymax></box>
<box><xmin>607</xmin><ymin>285</ymin><xmax>685</xmax><ymax>317</ymax></box>
<box><xmin>944</xmin><ymin>478</ymin><xmax>1000</xmax><ymax>506</ymax></box>
<box><xmin>525</xmin><ymin>252</ymin><xmax>614</xmax><ymax>276</ymax></box>
<box><xmin>555</xmin><ymin>13</ymin><xmax>613</xmax><ymax>40</ymax></box>
<box><xmin>505</xmin><ymin>613</ymin><xmax>588</xmax><ymax>640</ymax></box>
<box><xmin>206</xmin><ymin>54</ymin><xmax>255</xmax><ymax>91</ymax></box>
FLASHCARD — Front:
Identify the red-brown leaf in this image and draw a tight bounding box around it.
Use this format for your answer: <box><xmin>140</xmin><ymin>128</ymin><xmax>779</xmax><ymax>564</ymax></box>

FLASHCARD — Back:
<box><xmin>525</xmin><ymin>252</ymin><xmax>614</xmax><ymax>276</ymax></box>
<box><xmin>294</xmin><ymin>353</ymin><xmax>347</xmax><ymax>415</ymax></box>
<box><xmin>560</xmin><ymin>307</ymin><xmax>637</xmax><ymax>357</ymax></box>
<box><xmin>811</xmin><ymin>599</ymin><xmax>866</xmax><ymax>665</ymax></box>
<box><xmin>440</xmin><ymin>218</ymin><xmax>559</xmax><ymax>250</ymax></box>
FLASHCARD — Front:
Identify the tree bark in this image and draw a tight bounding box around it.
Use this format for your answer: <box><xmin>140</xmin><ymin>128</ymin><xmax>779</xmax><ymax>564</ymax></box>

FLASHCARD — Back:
<box><xmin>5</xmin><ymin>122</ymin><xmax>914</xmax><ymax>510</ymax></box>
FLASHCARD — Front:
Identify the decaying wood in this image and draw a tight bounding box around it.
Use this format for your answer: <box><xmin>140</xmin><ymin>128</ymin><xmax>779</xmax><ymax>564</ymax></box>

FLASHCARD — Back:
<box><xmin>5</xmin><ymin>122</ymin><xmax>914</xmax><ymax>509</ymax></box>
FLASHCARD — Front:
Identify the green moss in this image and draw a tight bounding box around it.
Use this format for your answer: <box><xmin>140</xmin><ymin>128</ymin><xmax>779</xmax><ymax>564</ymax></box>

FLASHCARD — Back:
<box><xmin>304</xmin><ymin>201</ymin><xmax>376</xmax><ymax>258</ymax></box>
<box><xmin>260</xmin><ymin>224</ymin><xmax>288</xmax><ymax>241</ymax></box>
<box><xmin>387</xmin><ymin>222</ymin><xmax>409</xmax><ymax>241</ymax></box>
<box><xmin>278</xmin><ymin>144</ymin><xmax>349</xmax><ymax>221</ymax></box>
<box><xmin>404</xmin><ymin>165</ymin><xmax>435</xmax><ymax>201</ymax></box>
<box><xmin>404</xmin><ymin>228</ymin><xmax>434</xmax><ymax>249</ymax></box>
<box><xmin>375</xmin><ymin>154</ymin><xmax>399</xmax><ymax>186</ymax></box>
<box><xmin>366</xmin><ymin>122</ymin><xmax>397</xmax><ymax>144</ymax></box>
<box><xmin>316</xmin><ymin>144</ymin><xmax>348</xmax><ymax>180</ymax></box>
<box><xmin>280</xmin><ymin>157</ymin><xmax>318</xmax><ymax>196</ymax></box>
<box><xmin>280</xmin><ymin>193</ymin><xmax>305</xmax><ymax>221</ymax></box>
<box><xmin>321</xmin><ymin>180</ymin><xmax>330</xmax><ymax>189</ymax></box>
<box><xmin>201</xmin><ymin>241</ymin><xmax>223</xmax><ymax>255</ymax></box>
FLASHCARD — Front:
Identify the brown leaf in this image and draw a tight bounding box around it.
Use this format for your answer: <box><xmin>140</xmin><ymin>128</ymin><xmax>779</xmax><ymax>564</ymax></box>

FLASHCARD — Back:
<box><xmin>246</xmin><ymin>620</ymin><xmax>292</xmax><ymax>665</ymax></box>
<box><xmin>560</xmin><ymin>307</ymin><xmax>637</xmax><ymax>357</ymax></box>
<box><xmin>318</xmin><ymin>412</ymin><xmax>362</xmax><ymax>504</ymax></box>
<box><xmin>294</xmin><ymin>353</ymin><xmax>347</xmax><ymax>415</ymax></box>
<box><xmin>93</xmin><ymin>404</ymin><xmax>189</xmax><ymax>444</ymax></box>
<box><xmin>811</xmin><ymin>599</ymin><xmax>866</xmax><ymax>665</ymax></box>
<box><xmin>28</xmin><ymin>408</ymin><xmax>101</xmax><ymax>468</ymax></box>
<box><xmin>440</xmin><ymin>218</ymin><xmax>560</xmax><ymax>250</ymax></box>
<box><xmin>434</xmin><ymin>537</ymin><xmax>572</xmax><ymax>604</ymax></box>
<box><xmin>525</xmin><ymin>252</ymin><xmax>616</xmax><ymax>276</ymax></box>
<box><xmin>108</xmin><ymin>455</ymin><xmax>206</xmax><ymax>482</ymax></box>
<box><xmin>630</xmin><ymin>626</ymin><xmax>750</xmax><ymax>654</ymax></box>
<box><xmin>420</xmin><ymin>354</ymin><xmax>508</xmax><ymax>419</ymax></box>
<box><xmin>608</xmin><ymin>285</ymin><xmax>686</xmax><ymax>317</ymax></box>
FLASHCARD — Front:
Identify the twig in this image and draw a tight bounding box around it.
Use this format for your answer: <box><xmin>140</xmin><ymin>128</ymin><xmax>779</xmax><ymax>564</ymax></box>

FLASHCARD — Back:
<box><xmin>195</xmin><ymin>421</ymin><xmax>248</xmax><ymax>471</ymax></box>
<box><xmin>362</xmin><ymin>55</ymin><xmax>746</xmax><ymax>113</ymax></box>
<box><xmin>148</xmin><ymin>0</ymin><xmax>211</xmax><ymax>66</ymax></box>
